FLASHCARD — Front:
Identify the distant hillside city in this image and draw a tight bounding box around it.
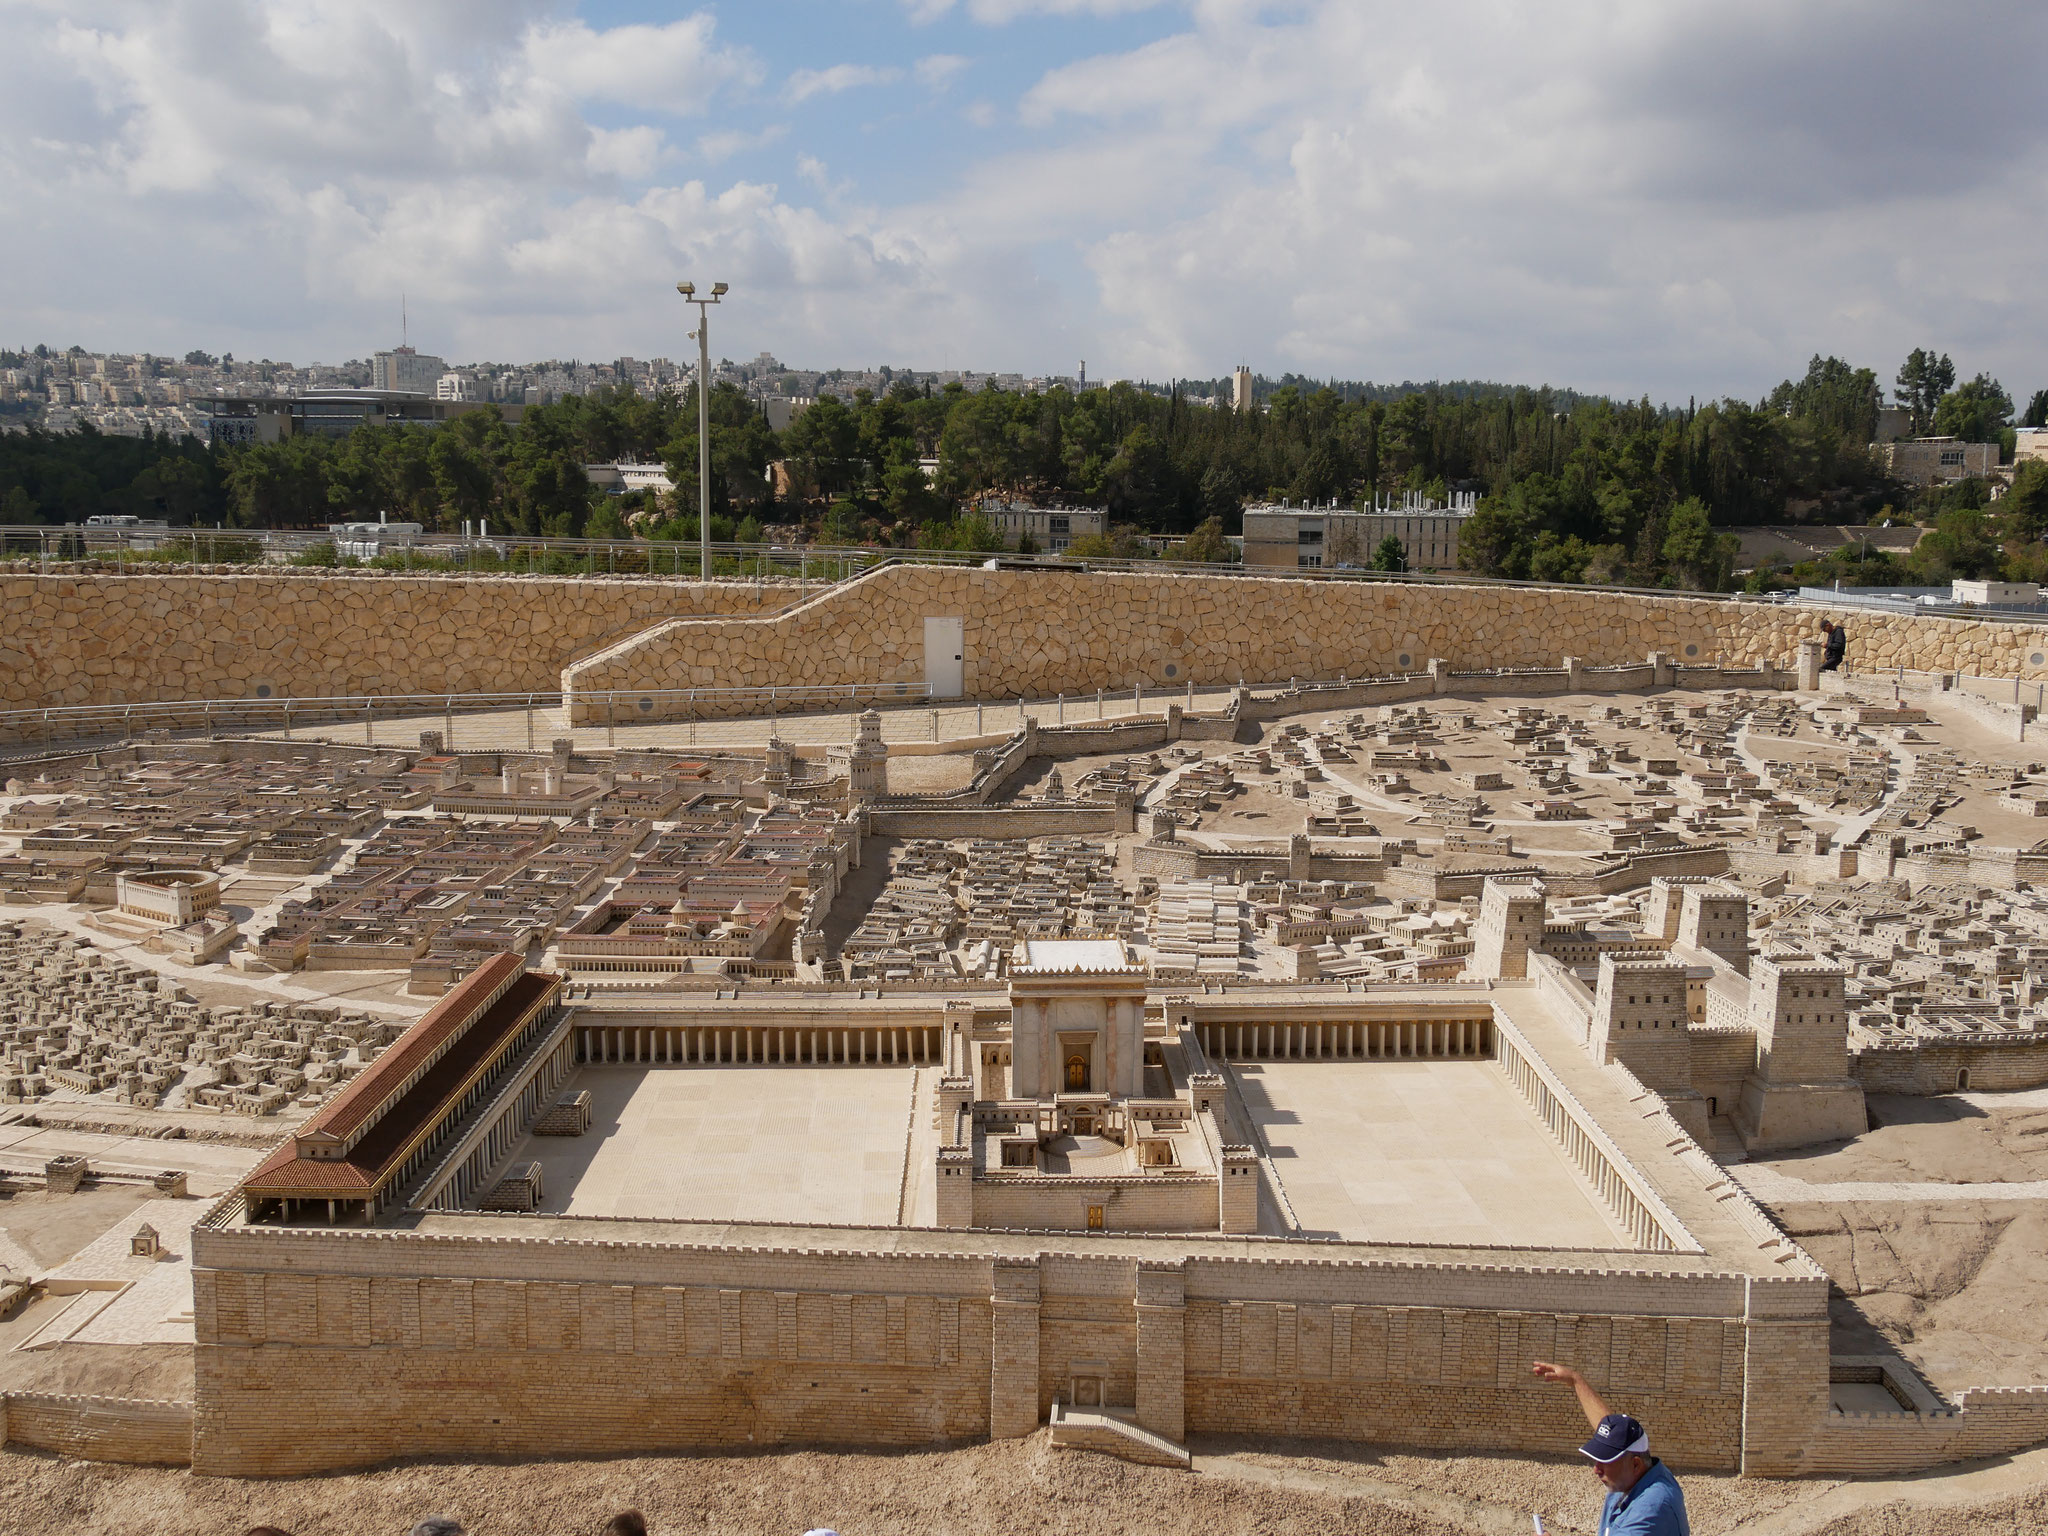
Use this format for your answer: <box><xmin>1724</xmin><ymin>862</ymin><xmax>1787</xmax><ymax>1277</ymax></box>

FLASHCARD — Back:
<box><xmin>1</xmin><ymin>338</ymin><xmax>2044</xmax><ymax>599</ymax></box>
<box><xmin>0</xmin><ymin>340</ymin><xmax>1196</xmax><ymax>442</ymax></box>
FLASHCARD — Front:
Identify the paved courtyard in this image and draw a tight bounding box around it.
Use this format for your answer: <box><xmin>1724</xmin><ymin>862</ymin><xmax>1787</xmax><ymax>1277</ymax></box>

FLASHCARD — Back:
<box><xmin>507</xmin><ymin>1064</ymin><xmax>918</xmax><ymax>1224</ymax></box>
<box><xmin>1241</xmin><ymin>1059</ymin><xmax>1633</xmax><ymax>1248</ymax></box>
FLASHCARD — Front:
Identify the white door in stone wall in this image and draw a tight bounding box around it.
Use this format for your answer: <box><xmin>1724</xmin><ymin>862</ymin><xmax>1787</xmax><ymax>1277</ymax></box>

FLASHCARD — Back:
<box><xmin>924</xmin><ymin>616</ymin><xmax>964</xmax><ymax>698</ymax></box>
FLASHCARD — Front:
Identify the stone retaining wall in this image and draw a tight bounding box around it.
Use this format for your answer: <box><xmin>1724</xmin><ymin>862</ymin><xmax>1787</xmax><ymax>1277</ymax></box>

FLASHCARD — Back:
<box><xmin>16</xmin><ymin>565</ymin><xmax>2048</xmax><ymax>723</ymax></box>
<box><xmin>1</xmin><ymin>572</ymin><xmax>791</xmax><ymax>711</ymax></box>
<box><xmin>562</xmin><ymin>566</ymin><xmax>2048</xmax><ymax>721</ymax></box>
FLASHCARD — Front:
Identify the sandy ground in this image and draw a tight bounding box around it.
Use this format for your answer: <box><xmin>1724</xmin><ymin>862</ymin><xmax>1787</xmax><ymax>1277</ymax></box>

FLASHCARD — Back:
<box><xmin>15</xmin><ymin>1429</ymin><xmax>2048</xmax><ymax>1536</ymax></box>
<box><xmin>0</xmin><ymin>1185</ymin><xmax>155</xmax><ymax>1270</ymax></box>
<box><xmin>1766</xmin><ymin>1094</ymin><xmax>2048</xmax><ymax>1186</ymax></box>
<box><xmin>1770</xmin><ymin>1198</ymin><xmax>2048</xmax><ymax>1390</ymax></box>
<box><xmin>1745</xmin><ymin>1097</ymin><xmax>2048</xmax><ymax>1392</ymax></box>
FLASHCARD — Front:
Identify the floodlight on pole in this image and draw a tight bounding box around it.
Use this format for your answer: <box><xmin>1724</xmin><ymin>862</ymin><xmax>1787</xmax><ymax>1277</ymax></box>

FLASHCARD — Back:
<box><xmin>677</xmin><ymin>280</ymin><xmax>727</xmax><ymax>580</ymax></box>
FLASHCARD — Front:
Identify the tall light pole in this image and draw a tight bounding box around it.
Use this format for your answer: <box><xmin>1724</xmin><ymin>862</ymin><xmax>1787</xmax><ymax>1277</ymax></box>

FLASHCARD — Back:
<box><xmin>677</xmin><ymin>280</ymin><xmax>728</xmax><ymax>578</ymax></box>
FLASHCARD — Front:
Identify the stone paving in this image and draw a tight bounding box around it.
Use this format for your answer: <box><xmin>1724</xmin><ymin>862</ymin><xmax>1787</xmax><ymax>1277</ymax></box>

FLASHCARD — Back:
<box><xmin>41</xmin><ymin>1196</ymin><xmax>207</xmax><ymax>1347</ymax></box>
<box><xmin>1239</xmin><ymin>1059</ymin><xmax>1632</xmax><ymax>1248</ymax></box>
<box><xmin>502</xmin><ymin>1062</ymin><xmax>919</xmax><ymax>1225</ymax></box>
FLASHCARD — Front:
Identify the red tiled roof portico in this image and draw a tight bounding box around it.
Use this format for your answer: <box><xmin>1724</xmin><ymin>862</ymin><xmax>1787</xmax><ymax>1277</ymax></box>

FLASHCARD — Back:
<box><xmin>243</xmin><ymin>953</ymin><xmax>559</xmax><ymax>1206</ymax></box>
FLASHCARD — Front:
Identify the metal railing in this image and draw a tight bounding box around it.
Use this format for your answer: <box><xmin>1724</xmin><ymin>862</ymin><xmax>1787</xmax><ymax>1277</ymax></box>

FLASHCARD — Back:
<box><xmin>0</xmin><ymin>680</ymin><xmax>953</xmax><ymax>757</ymax></box>
<box><xmin>10</xmin><ymin>654</ymin><xmax>2048</xmax><ymax>761</ymax></box>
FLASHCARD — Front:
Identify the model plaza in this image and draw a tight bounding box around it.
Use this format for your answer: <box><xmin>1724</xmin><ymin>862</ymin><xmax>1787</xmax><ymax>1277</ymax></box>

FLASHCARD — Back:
<box><xmin>494</xmin><ymin>938</ymin><xmax>1616</xmax><ymax>1247</ymax></box>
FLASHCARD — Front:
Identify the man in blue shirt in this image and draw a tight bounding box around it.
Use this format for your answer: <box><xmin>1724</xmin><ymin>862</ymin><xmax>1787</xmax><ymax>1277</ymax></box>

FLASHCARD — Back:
<box><xmin>1531</xmin><ymin>1360</ymin><xmax>1690</xmax><ymax>1536</ymax></box>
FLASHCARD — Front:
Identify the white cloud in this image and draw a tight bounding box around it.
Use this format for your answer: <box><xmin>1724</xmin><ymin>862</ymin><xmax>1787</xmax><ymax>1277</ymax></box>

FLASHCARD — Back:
<box><xmin>520</xmin><ymin>14</ymin><xmax>759</xmax><ymax>114</ymax></box>
<box><xmin>6</xmin><ymin>0</ymin><xmax>2047</xmax><ymax>403</ymax></box>
<box><xmin>696</xmin><ymin>123</ymin><xmax>790</xmax><ymax>164</ymax></box>
<box><xmin>784</xmin><ymin>63</ymin><xmax>902</xmax><ymax>104</ymax></box>
<box><xmin>584</xmin><ymin>125</ymin><xmax>669</xmax><ymax>180</ymax></box>
<box><xmin>905</xmin><ymin>0</ymin><xmax>1174</xmax><ymax>22</ymax></box>
<box><xmin>914</xmin><ymin>54</ymin><xmax>970</xmax><ymax>90</ymax></box>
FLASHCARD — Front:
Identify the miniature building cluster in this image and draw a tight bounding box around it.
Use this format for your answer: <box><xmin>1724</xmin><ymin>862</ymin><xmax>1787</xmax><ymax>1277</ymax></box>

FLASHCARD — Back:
<box><xmin>0</xmin><ymin>922</ymin><xmax>396</xmax><ymax>1112</ymax></box>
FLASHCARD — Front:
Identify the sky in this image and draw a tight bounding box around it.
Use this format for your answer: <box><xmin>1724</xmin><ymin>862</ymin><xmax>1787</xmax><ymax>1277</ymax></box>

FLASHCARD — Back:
<box><xmin>2</xmin><ymin>0</ymin><xmax>2045</xmax><ymax>403</ymax></box>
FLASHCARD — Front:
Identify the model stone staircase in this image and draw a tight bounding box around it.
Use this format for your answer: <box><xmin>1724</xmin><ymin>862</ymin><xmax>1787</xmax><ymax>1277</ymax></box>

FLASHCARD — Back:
<box><xmin>1047</xmin><ymin>1400</ymin><xmax>1191</xmax><ymax>1468</ymax></box>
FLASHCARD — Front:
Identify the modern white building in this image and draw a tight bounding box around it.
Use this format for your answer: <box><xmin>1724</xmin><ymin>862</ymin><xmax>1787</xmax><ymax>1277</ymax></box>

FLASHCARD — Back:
<box><xmin>583</xmin><ymin>461</ymin><xmax>677</xmax><ymax>496</ymax></box>
<box><xmin>1876</xmin><ymin>436</ymin><xmax>1997</xmax><ymax>486</ymax></box>
<box><xmin>980</xmin><ymin>501</ymin><xmax>1107</xmax><ymax>554</ymax></box>
<box><xmin>1951</xmin><ymin>580</ymin><xmax>2040</xmax><ymax>607</ymax></box>
<box><xmin>372</xmin><ymin>346</ymin><xmax>448</xmax><ymax>396</ymax></box>
<box><xmin>328</xmin><ymin>519</ymin><xmax>425</xmax><ymax>560</ymax></box>
<box><xmin>1242</xmin><ymin>493</ymin><xmax>1477</xmax><ymax>571</ymax></box>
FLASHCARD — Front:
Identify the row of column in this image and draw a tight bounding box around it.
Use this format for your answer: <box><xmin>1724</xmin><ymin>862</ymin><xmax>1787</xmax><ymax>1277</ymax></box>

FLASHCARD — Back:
<box><xmin>1199</xmin><ymin>1018</ymin><xmax>1490</xmax><ymax>1060</ymax></box>
<box><xmin>437</xmin><ymin>1030</ymin><xmax>577</xmax><ymax>1212</ymax></box>
<box><xmin>1499</xmin><ymin>1031</ymin><xmax>1675</xmax><ymax>1253</ymax></box>
<box><xmin>577</xmin><ymin>1023</ymin><xmax>940</xmax><ymax>1066</ymax></box>
<box><xmin>367</xmin><ymin>1002</ymin><xmax>561</xmax><ymax>1221</ymax></box>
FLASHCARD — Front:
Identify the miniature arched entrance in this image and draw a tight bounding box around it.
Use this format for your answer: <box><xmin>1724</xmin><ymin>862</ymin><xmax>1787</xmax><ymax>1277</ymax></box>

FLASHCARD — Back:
<box><xmin>1957</xmin><ymin>1068</ymin><xmax>1971</xmax><ymax>1091</ymax></box>
<box><xmin>1065</xmin><ymin>1053</ymin><xmax>1091</xmax><ymax>1092</ymax></box>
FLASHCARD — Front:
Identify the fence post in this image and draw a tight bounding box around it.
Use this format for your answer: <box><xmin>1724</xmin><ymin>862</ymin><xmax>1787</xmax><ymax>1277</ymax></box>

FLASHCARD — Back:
<box><xmin>364</xmin><ymin>699</ymin><xmax>374</xmax><ymax>745</ymax></box>
<box><xmin>607</xmin><ymin>692</ymin><xmax>617</xmax><ymax>748</ymax></box>
<box><xmin>976</xmin><ymin>701</ymin><xmax>983</xmax><ymax>734</ymax></box>
<box><xmin>1095</xmin><ymin>686</ymin><xmax>1103</xmax><ymax>718</ymax></box>
<box><xmin>526</xmin><ymin>695</ymin><xmax>536</xmax><ymax>751</ymax></box>
<box><xmin>444</xmin><ymin>697</ymin><xmax>455</xmax><ymax>751</ymax></box>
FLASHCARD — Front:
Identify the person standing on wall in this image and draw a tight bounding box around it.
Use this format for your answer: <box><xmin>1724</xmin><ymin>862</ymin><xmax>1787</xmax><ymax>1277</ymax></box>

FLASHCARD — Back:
<box><xmin>1531</xmin><ymin>1360</ymin><xmax>1690</xmax><ymax>1535</ymax></box>
<box><xmin>1820</xmin><ymin>619</ymin><xmax>1846</xmax><ymax>673</ymax></box>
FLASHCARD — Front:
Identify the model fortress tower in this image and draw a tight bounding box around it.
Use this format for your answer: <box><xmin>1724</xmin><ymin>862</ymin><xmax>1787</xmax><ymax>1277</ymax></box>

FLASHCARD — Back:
<box><xmin>1736</xmin><ymin>954</ymin><xmax>1865</xmax><ymax>1150</ymax></box>
<box><xmin>1645</xmin><ymin>875</ymin><xmax>1750</xmax><ymax>975</ymax></box>
<box><xmin>1470</xmin><ymin>878</ymin><xmax>1546</xmax><ymax>979</ymax></box>
<box><xmin>829</xmin><ymin>706</ymin><xmax>889</xmax><ymax>801</ymax></box>
<box><xmin>1591</xmin><ymin>955</ymin><xmax>1709</xmax><ymax>1140</ymax></box>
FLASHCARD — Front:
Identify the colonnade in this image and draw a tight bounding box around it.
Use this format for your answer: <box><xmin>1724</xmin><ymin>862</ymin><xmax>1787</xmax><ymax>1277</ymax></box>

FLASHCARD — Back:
<box><xmin>576</xmin><ymin>1022</ymin><xmax>942</xmax><ymax>1066</ymax></box>
<box><xmin>419</xmin><ymin>1022</ymin><xmax>579</xmax><ymax>1213</ymax></box>
<box><xmin>1194</xmin><ymin>1017</ymin><xmax>1491</xmax><ymax>1061</ymax></box>
<box><xmin>1496</xmin><ymin>1026</ymin><xmax>1677</xmax><ymax>1252</ymax></box>
<box><xmin>255</xmin><ymin>998</ymin><xmax>568</xmax><ymax>1226</ymax></box>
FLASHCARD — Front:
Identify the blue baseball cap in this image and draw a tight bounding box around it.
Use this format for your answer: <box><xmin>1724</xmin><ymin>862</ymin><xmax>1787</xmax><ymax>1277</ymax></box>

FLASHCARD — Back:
<box><xmin>1579</xmin><ymin>1412</ymin><xmax>1649</xmax><ymax>1463</ymax></box>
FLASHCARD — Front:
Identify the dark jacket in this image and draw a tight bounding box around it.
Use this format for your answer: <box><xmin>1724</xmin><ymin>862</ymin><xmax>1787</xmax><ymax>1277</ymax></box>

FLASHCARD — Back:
<box><xmin>1824</xmin><ymin>627</ymin><xmax>1846</xmax><ymax>662</ymax></box>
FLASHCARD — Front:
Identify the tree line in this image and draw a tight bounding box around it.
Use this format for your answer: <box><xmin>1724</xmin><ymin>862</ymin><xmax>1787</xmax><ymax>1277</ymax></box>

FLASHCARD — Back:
<box><xmin>2</xmin><ymin>351</ymin><xmax>2044</xmax><ymax>590</ymax></box>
